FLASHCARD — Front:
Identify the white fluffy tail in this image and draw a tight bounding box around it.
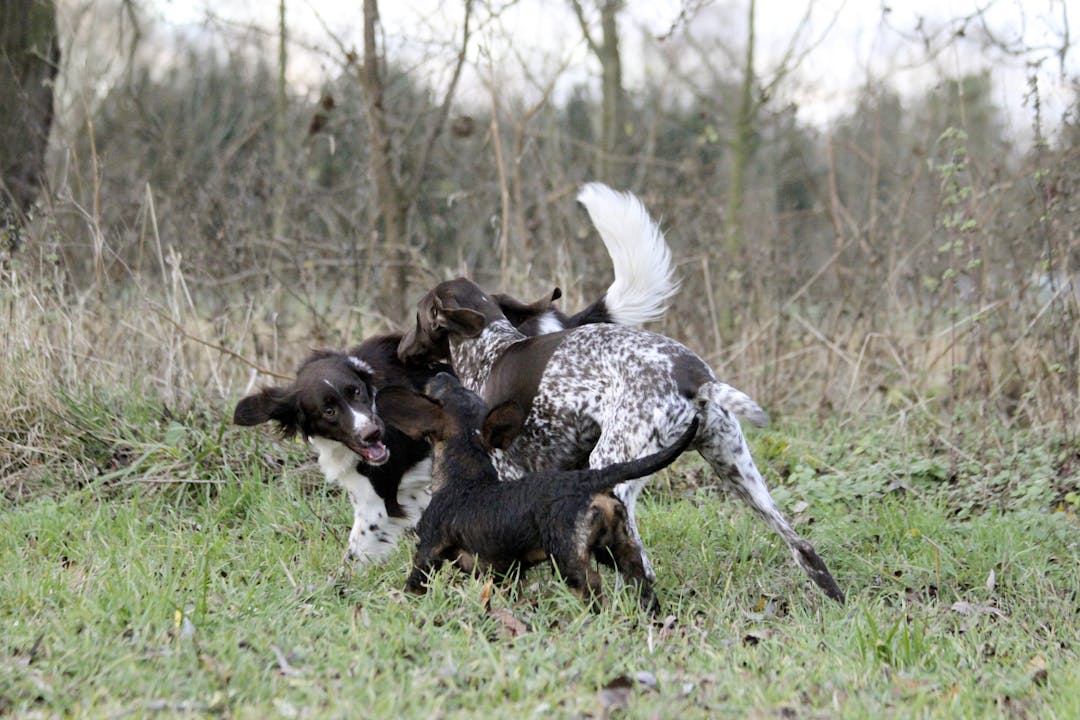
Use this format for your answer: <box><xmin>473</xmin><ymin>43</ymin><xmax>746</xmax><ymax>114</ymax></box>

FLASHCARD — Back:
<box><xmin>698</xmin><ymin>381</ymin><xmax>769</xmax><ymax>428</ymax></box>
<box><xmin>578</xmin><ymin>182</ymin><xmax>678</xmax><ymax>326</ymax></box>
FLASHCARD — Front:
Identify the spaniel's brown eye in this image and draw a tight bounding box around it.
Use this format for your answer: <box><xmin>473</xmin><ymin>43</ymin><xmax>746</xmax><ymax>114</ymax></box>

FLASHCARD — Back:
<box><xmin>323</xmin><ymin>406</ymin><xmax>337</xmax><ymax>417</ymax></box>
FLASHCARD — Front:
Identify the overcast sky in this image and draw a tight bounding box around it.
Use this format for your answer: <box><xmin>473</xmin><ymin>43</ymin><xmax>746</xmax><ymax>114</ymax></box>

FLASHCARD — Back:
<box><xmin>152</xmin><ymin>0</ymin><xmax>1075</xmax><ymax>138</ymax></box>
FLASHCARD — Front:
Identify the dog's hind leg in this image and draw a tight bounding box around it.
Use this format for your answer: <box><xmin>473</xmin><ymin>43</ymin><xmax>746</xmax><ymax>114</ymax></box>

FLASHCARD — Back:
<box><xmin>546</xmin><ymin>505</ymin><xmax>609</xmax><ymax>610</ymax></box>
<box><xmin>588</xmin><ymin>495</ymin><xmax>660</xmax><ymax>614</ymax></box>
<box><xmin>588</xmin><ymin>443</ymin><xmax>660</xmax><ymax>583</ymax></box>
<box><xmin>608</xmin><ymin>477</ymin><xmax>652</xmax><ymax>582</ymax></box>
<box><xmin>587</xmin><ymin>413</ymin><xmax>698</xmax><ymax>586</ymax></box>
<box><xmin>695</xmin><ymin>400</ymin><xmax>845</xmax><ymax>603</ymax></box>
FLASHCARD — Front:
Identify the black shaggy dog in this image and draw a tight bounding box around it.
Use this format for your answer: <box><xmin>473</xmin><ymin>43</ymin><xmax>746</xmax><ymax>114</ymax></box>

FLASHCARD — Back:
<box><xmin>376</xmin><ymin>373</ymin><xmax>700</xmax><ymax>613</ymax></box>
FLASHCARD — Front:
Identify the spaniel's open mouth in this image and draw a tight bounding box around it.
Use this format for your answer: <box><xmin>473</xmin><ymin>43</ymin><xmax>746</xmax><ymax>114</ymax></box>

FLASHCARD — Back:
<box><xmin>349</xmin><ymin>440</ymin><xmax>389</xmax><ymax>465</ymax></box>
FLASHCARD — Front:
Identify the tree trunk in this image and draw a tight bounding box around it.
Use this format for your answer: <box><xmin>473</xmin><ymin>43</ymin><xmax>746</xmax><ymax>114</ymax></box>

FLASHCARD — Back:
<box><xmin>571</xmin><ymin>0</ymin><xmax>625</xmax><ymax>183</ymax></box>
<box><xmin>360</xmin><ymin>0</ymin><xmax>408</xmax><ymax>318</ymax></box>
<box><xmin>597</xmin><ymin>0</ymin><xmax>624</xmax><ymax>182</ymax></box>
<box><xmin>272</xmin><ymin>0</ymin><xmax>288</xmax><ymax>241</ymax></box>
<box><xmin>0</xmin><ymin>0</ymin><xmax>59</xmax><ymax>237</ymax></box>
<box><xmin>717</xmin><ymin>0</ymin><xmax>756</xmax><ymax>335</ymax></box>
<box><xmin>726</xmin><ymin>0</ymin><xmax>755</xmax><ymax>265</ymax></box>
<box><xmin>357</xmin><ymin>0</ymin><xmax>471</xmax><ymax>320</ymax></box>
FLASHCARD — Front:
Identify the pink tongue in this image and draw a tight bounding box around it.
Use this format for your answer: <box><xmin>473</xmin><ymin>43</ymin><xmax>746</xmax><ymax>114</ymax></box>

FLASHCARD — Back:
<box><xmin>359</xmin><ymin>442</ymin><xmax>388</xmax><ymax>463</ymax></box>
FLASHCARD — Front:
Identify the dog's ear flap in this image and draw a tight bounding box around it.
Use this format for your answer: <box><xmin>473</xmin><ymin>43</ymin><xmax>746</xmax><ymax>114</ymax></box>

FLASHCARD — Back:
<box><xmin>493</xmin><ymin>288</ymin><xmax>562</xmax><ymax>326</ymax></box>
<box><xmin>398</xmin><ymin>311</ymin><xmax>435</xmax><ymax>363</ymax></box>
<box><xmin>376</xmin><ymin>386</ymin><xmax>449</xmax><ymax>440</ymax></box>
<box><xmin>233</xmin><ymin>387</ymin><xmax>301</xmax><ymax>437</ymax></box>
<box><xmin>481</xmin><ymin>401</ymin><xmax>526</xmax><ymax>451</ymax></box>
<box><xmin>434</xmin><ymin>295</ymin><xmax>487</xmax><ymax>338</ymax></box>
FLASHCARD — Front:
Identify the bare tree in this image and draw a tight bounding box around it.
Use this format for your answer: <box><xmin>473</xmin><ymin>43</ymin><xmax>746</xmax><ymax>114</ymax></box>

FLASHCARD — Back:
<box><xmin>0</xmin><ymin>0</ymin><xmax>59</xmax><ymax>235</ymax></box>
<box><xmin>272</xmin><ymin>0</ymin><xmax>288</xmax><ymax>242</ymax></box>
<box><xmin>570</xmin><ymin>0</ymin><xmax>625</xmax><ymax>182</ymax></box>
<box><xmin>354</xmin><ymin>0</ymin><xmax>473</xmax><ymax>319</ymax></box>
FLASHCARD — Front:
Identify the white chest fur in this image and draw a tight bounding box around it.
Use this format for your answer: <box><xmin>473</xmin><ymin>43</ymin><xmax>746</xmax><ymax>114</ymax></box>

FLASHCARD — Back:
<box><xmin>309</xmin><ymin>437</ymin><xmax>432</xmax><ymax>563</ymax></box>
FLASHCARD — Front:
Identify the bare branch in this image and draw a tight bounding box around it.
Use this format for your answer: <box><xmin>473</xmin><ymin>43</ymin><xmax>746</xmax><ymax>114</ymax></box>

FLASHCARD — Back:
<box><xmin>405</xmin><ymin>0</ymin><xmax>474</xmax><ymax>199</ymax></box>
<box><xmin>569</xmin><ymin>0</ymin><xmax>601</xmax><ymax>57</ymax></box>
<box><xmin>758</xmin><ymin>1</ymin><xmax>843</xmax><ymax>110</ymax></box>
<box><xmin>150</xmin><ymin>307</ymin><xmax>295</xmax><ymax>382</ymax></box>
<box><xmin>657</xmin><ymin>0</ymin><xmax>713</xmax><ymax>42</ymax></box>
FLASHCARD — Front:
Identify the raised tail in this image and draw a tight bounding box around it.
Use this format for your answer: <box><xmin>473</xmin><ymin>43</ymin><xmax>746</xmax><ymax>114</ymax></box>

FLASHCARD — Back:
<box><xmin>580</xmin><ymin>416</ymin><xmax>699</xmax><ymax>494</ymax></box>
<box><xmin>697</xmin><ymin>381</ymin><xmax>769</xmax><ymax>428</ymax></box>
<box><xmin>577</xmin><ymin>182</ymin><xmax>678</xmax><ymax>326</ymax></box>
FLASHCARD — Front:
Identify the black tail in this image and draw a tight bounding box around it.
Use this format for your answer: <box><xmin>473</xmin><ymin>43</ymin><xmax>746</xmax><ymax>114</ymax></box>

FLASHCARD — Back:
<box><xmin>579</xmin><ymin>416</ymin><xmax>699</xmax><ymax>494</ymax></box>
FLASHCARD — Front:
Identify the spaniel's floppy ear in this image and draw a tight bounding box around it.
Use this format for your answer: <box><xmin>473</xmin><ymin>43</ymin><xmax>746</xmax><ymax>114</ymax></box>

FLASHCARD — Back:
<box><xmin>233</xmin><ymin>386</ymin><xmax>302</xmax><ymax>437</ymax></box>
<box><xmin>375</xmin><ymin>386</ymin><xmax>451</xmax><ymax>441</ymax></box>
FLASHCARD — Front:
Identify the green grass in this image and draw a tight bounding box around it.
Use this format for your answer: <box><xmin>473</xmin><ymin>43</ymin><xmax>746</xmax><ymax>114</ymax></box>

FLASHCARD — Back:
<box><xmin>2</xmin><ymin>398</ymin><xmax>1079</xmax><ymax>718</ymax></box>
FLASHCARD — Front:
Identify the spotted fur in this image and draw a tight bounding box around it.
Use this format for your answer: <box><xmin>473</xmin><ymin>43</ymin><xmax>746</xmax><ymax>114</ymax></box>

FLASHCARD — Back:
<box><xmin>399</xmin><ymin>278</ymin><xmax>845</xmax><ymax>604</ymax></box>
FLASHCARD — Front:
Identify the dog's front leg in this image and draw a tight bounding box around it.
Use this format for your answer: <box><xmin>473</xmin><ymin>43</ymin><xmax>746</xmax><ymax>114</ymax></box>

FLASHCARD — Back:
<box><xmin>332</xmin><ymin>468</ymin><xmax>400</xmax><ymax>563</ymax></box>
<box><xmin>405</xmin><ymin>545</ymin><xmax>444</xmax><ymax>594</ymax></box>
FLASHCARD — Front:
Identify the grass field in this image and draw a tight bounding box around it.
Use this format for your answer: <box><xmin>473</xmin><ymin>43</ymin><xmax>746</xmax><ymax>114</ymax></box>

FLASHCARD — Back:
<box><xmin>3</xmin><ymin>391</ymin><xmax>1078</xmax><ymax>718</ymax></box>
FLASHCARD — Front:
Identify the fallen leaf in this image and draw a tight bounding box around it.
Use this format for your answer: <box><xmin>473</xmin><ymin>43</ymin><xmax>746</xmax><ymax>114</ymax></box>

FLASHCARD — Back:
<box><xmin>199</xmin><ymin>653</ymin><xmax>233</xmax><ymax>684</ymax></box>
<box><xmin>480</xmin><ymin>577</ymin><xmax>494</xmax><ymax>611</ymax></box>
<box><xmin>1028</xmin><ymin>655</ymin><xmax>1049</xmax><ymax>686</ymax></box>
<box><xmin>597</xmin><ymin>675</ymin><xmax>632</xmax><ymax>718</ymax></box>
<box><xmin>488</xmin><ymin>607</ymin><xmax>528</xmax><ymax>639</ymax></box>
<box><xmin>986</xmin><ymin>569</ymin><xmax>996</xmax><ymax>593</ymax></box>
<box><xmin>742</xmin><ymin>628</ymin><xmax>775</xmax><ymax>646</ymax></box>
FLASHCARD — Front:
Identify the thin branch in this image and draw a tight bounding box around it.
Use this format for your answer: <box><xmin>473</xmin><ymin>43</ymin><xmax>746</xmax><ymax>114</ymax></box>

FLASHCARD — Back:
<box><xmin>484</xmin><ymin>45</ymin><xmax>512</xmax><ymax>285</ymax></box>
<box><xmin>758</xmin><ymin>1</ymin><xmax>843</xmax><ymax>109</ymax></box>
<box><xmin>150</xmin><ymin>307</ymin><xmax>294</xmax><ymax>382</ymax></box>
<box><xmin>657</xmin><ymin>0</ymin><xmax>713</xmax><ymax>42</ymax></box>
<box><xmin>569</xmin><ymin>0</ymin><xmax>601</xmax><ymax>57</ymax></box>
<box><xmin>405</xmin><ymin>0</ymin><xmax>474</xmax><ymax>199</ymax></box>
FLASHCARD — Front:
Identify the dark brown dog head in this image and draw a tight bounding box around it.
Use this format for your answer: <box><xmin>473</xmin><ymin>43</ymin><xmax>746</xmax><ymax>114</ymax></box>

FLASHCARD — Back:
<box><xmin>398</xmin><ymin>278</ymin><xmax>510</xmax><ymax>364</ymax></box>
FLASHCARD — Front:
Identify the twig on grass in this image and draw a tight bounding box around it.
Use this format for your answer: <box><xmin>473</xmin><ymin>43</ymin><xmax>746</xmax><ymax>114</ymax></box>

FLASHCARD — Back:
<box><xmin>271</xmin><ymin>645</ymin><xmax>303</xmax><ymax>676</ymax></box>
<box><xmin>298</xmin><ymin>492</ymin><xmax>345</xmax><ymax>548</ymax></box>
<box><xmin>111</xmin><ymin>476</ymin><xmax>225</xmax><ymax>486</ymax></box>
<box><xmin>279</xmin><ymin>559</ymin><xmax>298</xmax><ymax>589</ymax></box>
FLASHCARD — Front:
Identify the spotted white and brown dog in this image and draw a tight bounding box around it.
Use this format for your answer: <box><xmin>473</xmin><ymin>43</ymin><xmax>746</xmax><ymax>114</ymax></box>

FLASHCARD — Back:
<box><xmin>398</xmin><ymin>278</ymin><xmax>845</xmax><ymax>603</ymax></box>
<box><xmin>233</xmin><ymin>183</ymin><xmax>679</xmax><ymax>565</ymax></box>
